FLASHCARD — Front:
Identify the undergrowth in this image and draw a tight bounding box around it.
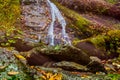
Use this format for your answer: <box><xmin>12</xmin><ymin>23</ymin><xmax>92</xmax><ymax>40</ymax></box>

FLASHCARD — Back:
<box><xmin>0</xmin><ymin>0</ymin><xmax>22</xmax><ymax>46</ymax></box>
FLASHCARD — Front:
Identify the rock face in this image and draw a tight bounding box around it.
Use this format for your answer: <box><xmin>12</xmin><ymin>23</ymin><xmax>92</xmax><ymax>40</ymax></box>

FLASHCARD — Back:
<box><xmin>21</xmin><ymin>0</ymin><xmax>50</xmax><ymax>44</ymax></box>
<box><xmin>21</xmin><ymin>0</ymin><xmax>74</xmax><ymax>45</ymax></box>
<box><xmin>21</xmin><ymin>0</ymin><xmax>50</xmax><ymax>30</ymax></box>
<box><xmin>74</xmin><ymin>41</ymin><xmax>107</xmax><ymax>59</ymax></box>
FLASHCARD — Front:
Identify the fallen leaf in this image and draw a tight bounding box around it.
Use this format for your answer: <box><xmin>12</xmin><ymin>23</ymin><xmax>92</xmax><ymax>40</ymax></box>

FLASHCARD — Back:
<box><xmin>0</xmin><ymin>66</ymin><xmax>6</xmax><ymax>69</ymax></box>
<box><xmin>8</xmin><ymin>71</ymin><xmax>19</xmax><ymax>76</ymax></box>
<box><xmin>14</xmin><ymin>53</ymin><xmax>26</xmax><ymax>60</ymax></box>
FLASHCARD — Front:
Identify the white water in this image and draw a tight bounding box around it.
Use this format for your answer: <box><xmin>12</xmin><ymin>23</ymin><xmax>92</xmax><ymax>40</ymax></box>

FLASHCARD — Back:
<box><xmin>47</xmin><ymin>0</ymin><xmax>71</xmax><ymax>46</ymax></box>
<box><xmin>35</xmin><ymin>0</ymin><xmax>39</xmax><ymax>4</ymax></box>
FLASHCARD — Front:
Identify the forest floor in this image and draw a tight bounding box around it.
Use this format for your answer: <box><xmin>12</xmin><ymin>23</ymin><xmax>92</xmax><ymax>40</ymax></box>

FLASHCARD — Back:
<box><xmin>0</xmin><ymin>0</ymin><xmax>120</xmax><ymax>80</ymax></box>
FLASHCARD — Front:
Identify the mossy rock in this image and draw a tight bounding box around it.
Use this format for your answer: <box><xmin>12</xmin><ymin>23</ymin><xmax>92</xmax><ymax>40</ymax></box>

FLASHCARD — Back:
<box><xmin>73</xmin><ymin>30</ymin><xmax>120</xmax><ymax>59</ymax></box>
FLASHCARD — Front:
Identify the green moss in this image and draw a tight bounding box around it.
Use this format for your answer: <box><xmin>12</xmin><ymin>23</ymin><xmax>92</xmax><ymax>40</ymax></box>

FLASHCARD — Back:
<box><xmin>89</xmin><ymin>30</ymin><xmax>120</xmax><ymax>54</ymax></box>
<box><xmin>72</xmin><ymin>38</ymin><xmax>89</xmax><ymax>46</ymax></box>
<box><xmin>90</xmin><ymin>35</ymin><xmax>106</xmax><ymax>47</ymax></box>
<box><xmin>107</xmin><ymin>74</ymin><xmax>120</xmax><ymax>80</ymax></box>
<box><xmin>107</xmin><ymin>30</ymin><xmax>120</xmax><ymax>39</ymax></box>
<box><xmin>90</xmin><ymin>30</ymin><xmax>120</xmax><ymax>45</ymax></box>
<box><xmin>0</xmin><ymin>0</ymin><xmax>20</xmax><ymax>23</ymax></box>
<box><xmin>0</xmin><ymin>0</ymin><xmax>22</xmax><ymax>46</ymax></box>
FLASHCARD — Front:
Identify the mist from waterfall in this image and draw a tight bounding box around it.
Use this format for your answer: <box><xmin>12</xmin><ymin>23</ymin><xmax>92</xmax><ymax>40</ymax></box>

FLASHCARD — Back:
<box><xmin>47</xmin><ymin>0</ymin><xmax>71</xmax><ymax>46</ymax></box>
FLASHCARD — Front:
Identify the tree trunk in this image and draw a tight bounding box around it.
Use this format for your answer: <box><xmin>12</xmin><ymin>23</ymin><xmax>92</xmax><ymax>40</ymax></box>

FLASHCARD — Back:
<box><xmin>53</xmin><ymin>0</ymin><xmax>120</xmax><ymax>20</ymax></box>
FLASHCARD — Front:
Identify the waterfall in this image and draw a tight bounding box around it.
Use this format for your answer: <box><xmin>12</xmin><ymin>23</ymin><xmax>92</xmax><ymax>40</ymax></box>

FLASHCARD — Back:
<box><xmin>47</xmin><ymin>0</ymin><xmax>71</xmax><ymax>46</ymax></box>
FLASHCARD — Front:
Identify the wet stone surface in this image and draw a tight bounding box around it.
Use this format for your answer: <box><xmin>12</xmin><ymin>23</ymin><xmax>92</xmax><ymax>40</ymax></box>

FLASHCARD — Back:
<box><xmin>21</xmin><ymin>0</ymin><xmax>50</xmax><ymax>30</ymax></box>
<box><xmin>21</xmin><ymin>0</ymin><xmax>74</xmax><ymax>45</ymax></box>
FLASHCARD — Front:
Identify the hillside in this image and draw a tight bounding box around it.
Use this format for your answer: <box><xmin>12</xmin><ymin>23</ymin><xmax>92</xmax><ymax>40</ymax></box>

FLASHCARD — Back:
<box><xmin>0</xmin><ymin>0</ymin><xmax>120</xmax><ymax>80</ymax></box>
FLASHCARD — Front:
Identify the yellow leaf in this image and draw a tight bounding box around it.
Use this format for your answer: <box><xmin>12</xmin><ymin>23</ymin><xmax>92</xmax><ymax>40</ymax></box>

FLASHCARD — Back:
<box><xmin>14</xmin><ymin>53</ymin><xmax>26</xmax><ymax>60</ymax></box>
<box><xmin>41</xmin><ymin>76</ymin><xmax>46</xmax><ymax>80</ymax></box>
<box><xmin>0</xmin><ymin>66</ymin><xmax>6</xmax><ymax>69</ymax></box>
<box><xmin>30</xmin><ymin>66</ymin><xmax>34</xmax><ymax>69</ymax></box>
<box><xmin>8</xmin><ymin>71</ymin><xmax>19</xmax><ymax>76</ymax></box>
<box><xmin>49</xmin><ymin>73</ymin><xmax>62</xmax><ymax>80</ymax></box>
<box><xmin>46</xmin><ymin>73</ymin><xmax>53</xmax><ymax>78</ymax></box>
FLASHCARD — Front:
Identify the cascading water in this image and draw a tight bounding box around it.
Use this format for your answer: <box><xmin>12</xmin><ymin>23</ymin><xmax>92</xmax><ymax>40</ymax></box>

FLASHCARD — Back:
<box><xmin>22</xmin><ymin>0</ymin><xmax>71</xmax><ymax>45</ymax></box>
<box><xmin>47</xmin><ymin>0</ymin><xmax>71</xmax><ymax>46</ymax></box>
<box><xmin>36</xmin><ymin>0</ymin><xmax>39</xmax><ymax>4</ymax></box>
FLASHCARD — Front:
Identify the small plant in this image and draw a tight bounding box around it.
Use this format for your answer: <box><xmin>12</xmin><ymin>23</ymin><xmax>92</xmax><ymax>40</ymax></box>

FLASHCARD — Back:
<box><xmin>104</xmin><ymin>30</ymin><xmax>120</xmax><ymax>54</ymax></box>
<box><xmin>108</xmin><ymin>74</ymin><xmax>120</xmax><ymax>80</ymax></box>
<box><xmin>0</xmin><ymin>0</ymin><xmax>22</xmax><ymax>47</ymax></box>
<box><xmin>0</xmin><ymin>25</ymin><xmax>23</xmax><ymax>46</ymax></box>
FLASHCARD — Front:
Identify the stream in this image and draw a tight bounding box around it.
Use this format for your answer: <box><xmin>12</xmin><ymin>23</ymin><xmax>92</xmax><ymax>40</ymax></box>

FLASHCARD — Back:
<box><xmin>22</xmin><ymin>0</ymin><xmax>71</xmax><ymax>46</ymax></box>
<box><xmin>47</xmin><ymin>0</ymin><xmax>71</xmax><ymax>46</ymax></box>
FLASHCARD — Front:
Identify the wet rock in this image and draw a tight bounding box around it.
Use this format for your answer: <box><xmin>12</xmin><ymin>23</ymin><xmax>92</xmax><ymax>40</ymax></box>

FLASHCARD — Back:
<box><xmin>21</xmin><ymin>0</ymin><xmax>39</xmax><ymax>5</ymax></box>
<box><xmin>87</xmin><ymin>61</ymin><xmax>107</xmax><ymax>73</ymax></box>
<box><xmin>90</xmin><ymin>56</ymin><xmax>101</xmax><ymax>63</ymax></box>
<box><xmin>74</xmin><ymin>41</ymin><xmax>107</xmax><ymax>59</ymax></box>
<box><xmin>21</xmin><ymin>0</ymin><xmax>50</xmax><ymax>30</ymax></box>
<box><xmin>22</xmin><ymin>45</ymin><xmax>107</xmax><ymax>73</ymax></box>
<box><xmin>11</xmin><ymin>39</ymin><xmax>34</xmax><ymax>52</ymax></box>
<box><xmin>26</xmin><ymin>52</ymin><xmax>53</xmax><ymax>66</ymax></box>
<box><xmin>53</xmin><ymin>61</ymin><xmax>88</xmax><ymax>71</ymax></box>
